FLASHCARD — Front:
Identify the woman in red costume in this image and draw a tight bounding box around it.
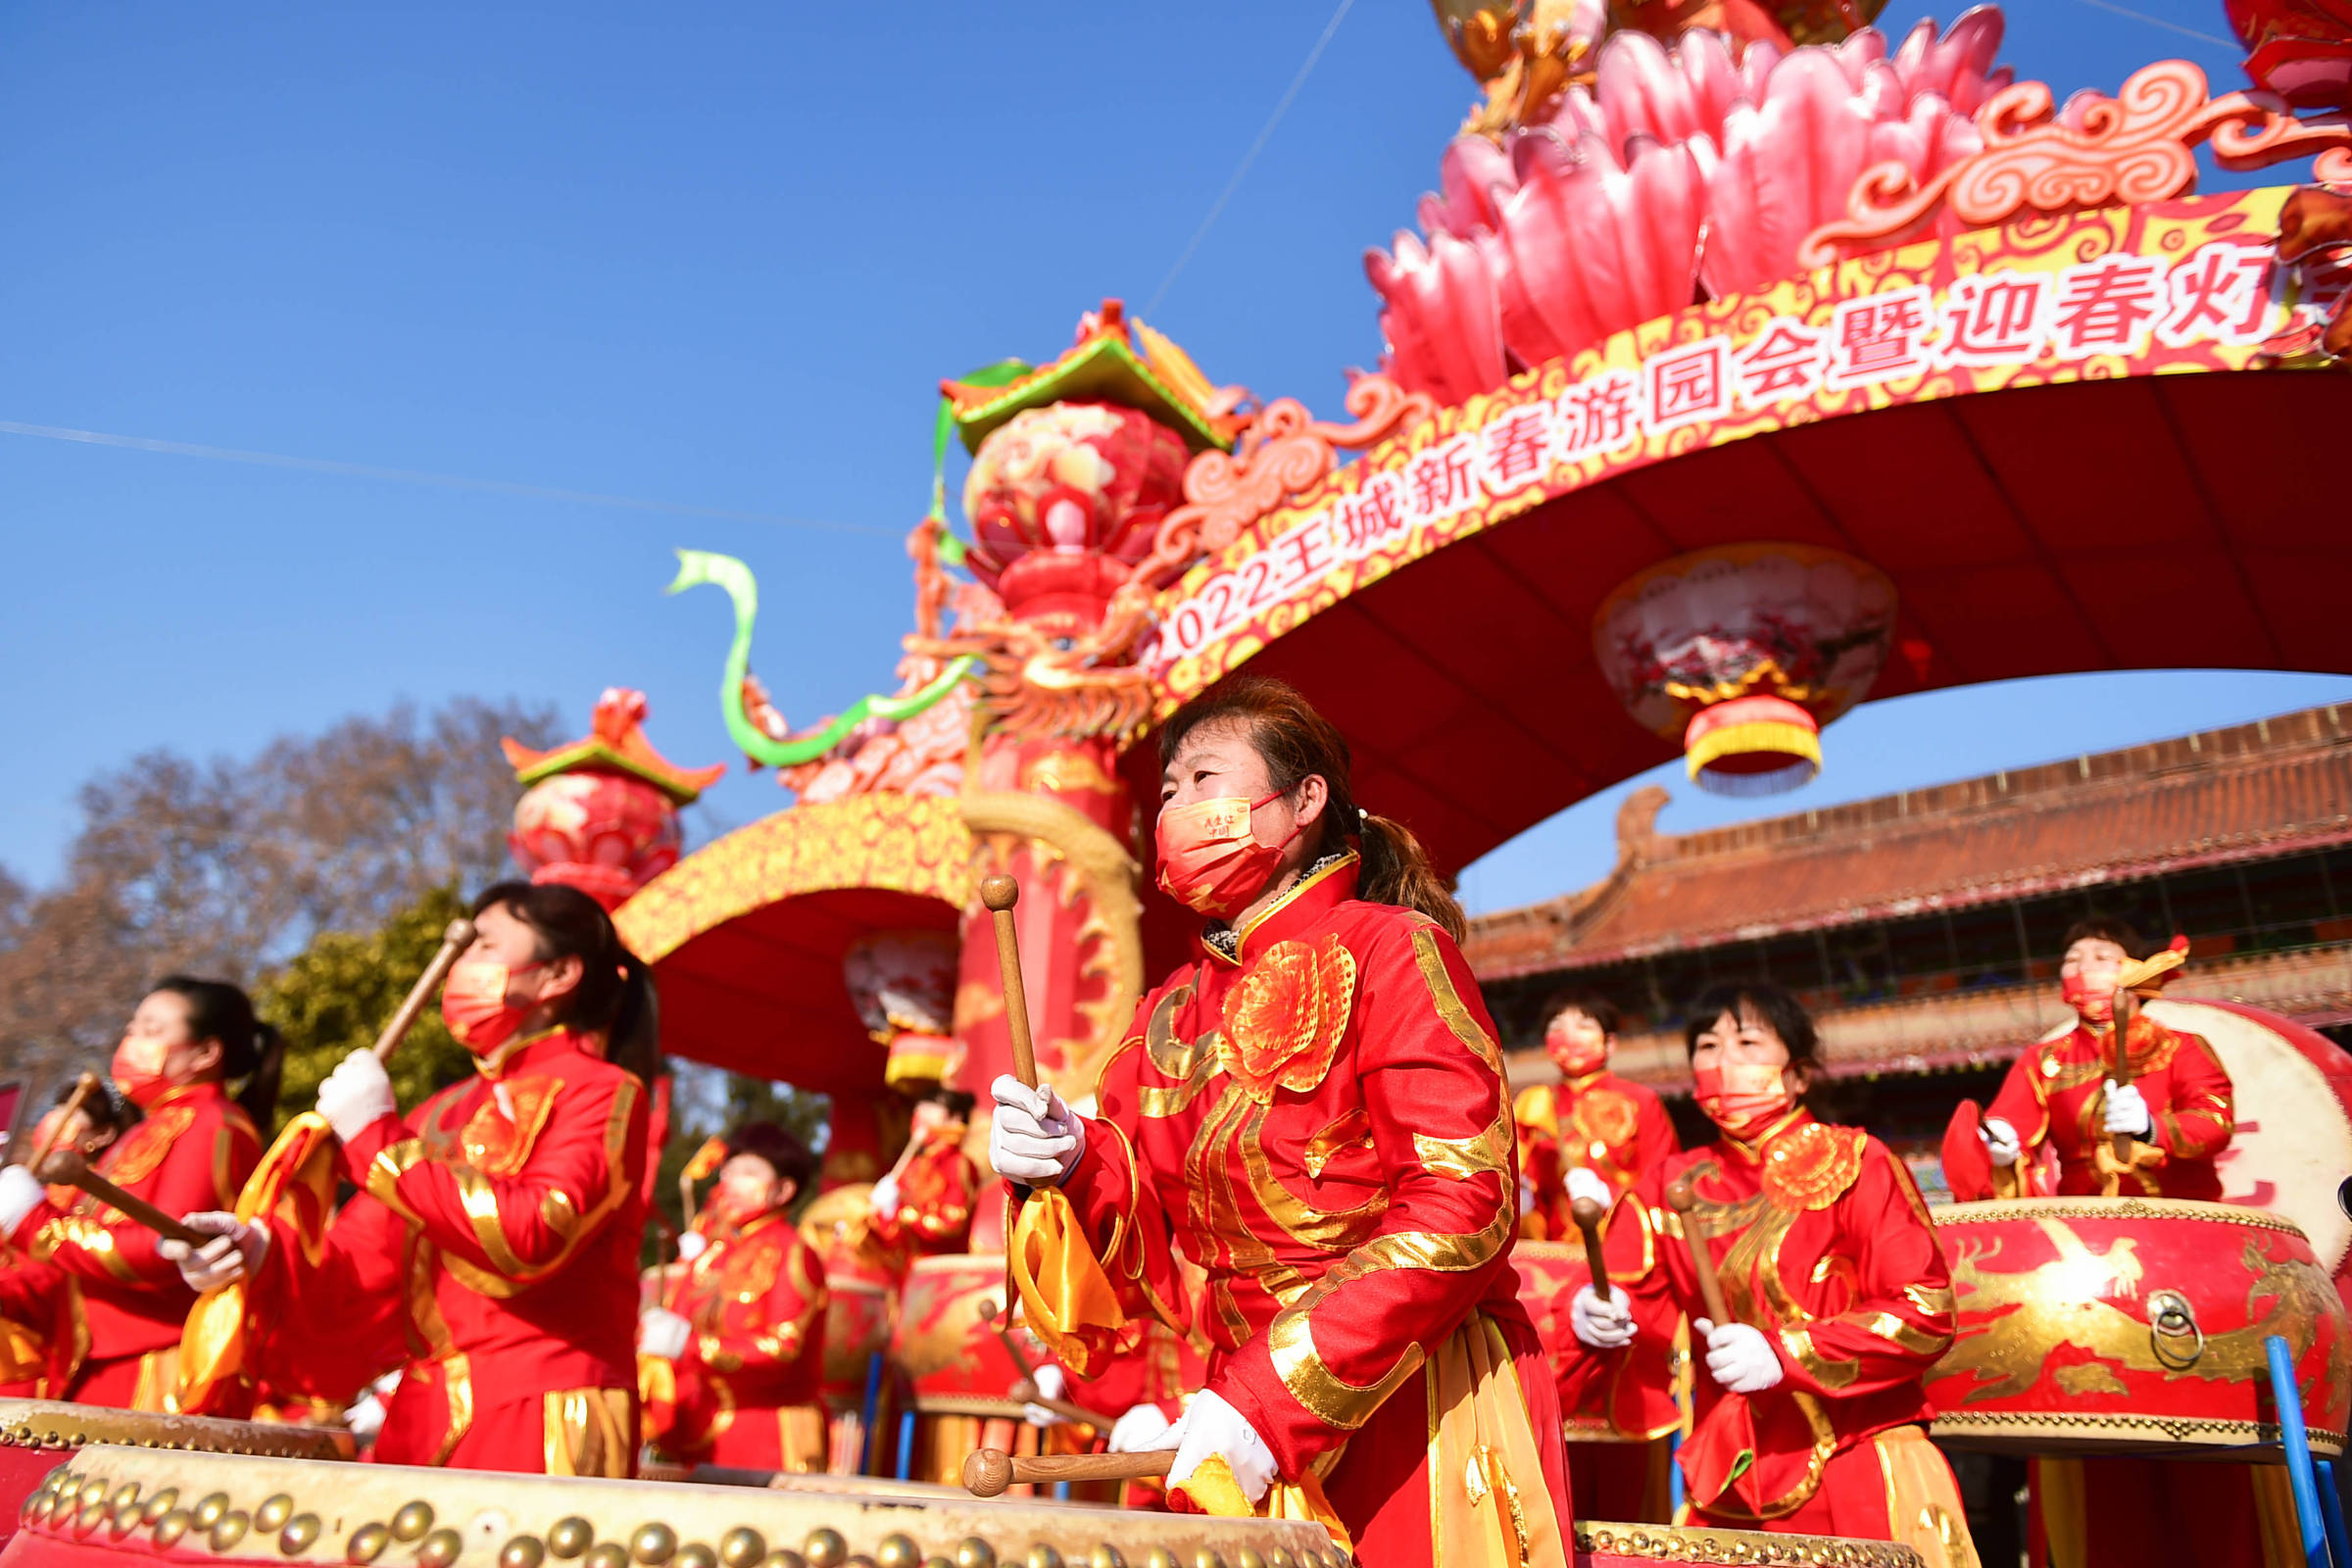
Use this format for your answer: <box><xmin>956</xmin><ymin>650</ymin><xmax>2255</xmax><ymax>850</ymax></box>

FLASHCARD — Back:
<box><xmin>1568</xmin><ymin>981</ymin><xmax>1977</xmax><ymax>1568</ymax></box>
<box><xmin>638</xmin><ymin>1121</ymin><xmax>830</xmax><ymax>1472</ymax></box>
<box><xmin>0</xmin><ymin>978</ymin><xmax>274</xmax><ymax>1409</ymax></box>
<box><xmin>989</xmin><ymin>677</ymin><xmax>1570</xmax><ymax>1568</ymax></box>
<box><xmin>1515</xmin><ymin>992</ymin><xmax>1679</xmax><ymax>1233</ymax></box>
<box><xmin>1977</xmin><ymin>916</ymin><xmax>2232</xmax><ymax>1199</ymax></box>
<box><xmin>0</xmin><ymin>1086</ymin><xmax>129</xmax><ymax>1398</ymax></box>
<box><xmin>170</xmin><ymin>882</ymin><xmax>653</xmax><ymax>1476</ymax></box>
<box><xmin>867</xmin><ymin>1087</ymin><xmax>979</xmax><ymax>1257</ymax></box>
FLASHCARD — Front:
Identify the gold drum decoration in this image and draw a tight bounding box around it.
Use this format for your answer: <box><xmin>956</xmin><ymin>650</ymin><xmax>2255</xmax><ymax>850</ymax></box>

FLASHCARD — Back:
<box><xmin>6</xmin><ymin>1447</ymin><xmax>1337</xmax><ymax>1568</ymax></box>
<box><xmin>894</xmin><ymin>1256</ymin><xmax>1050</xmax><ymax>1418</ymax></box>
<box><xmin>1926</xmin><ymin>1197</ymin><xmax>2352</xmax><ymax>1455</ymax></box>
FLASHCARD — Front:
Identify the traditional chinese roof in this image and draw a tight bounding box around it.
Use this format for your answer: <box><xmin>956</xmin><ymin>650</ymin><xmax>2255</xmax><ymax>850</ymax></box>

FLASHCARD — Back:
<box><xmin>1464</xmin><ymin>703</ymin><xmax>2352</xmax><ymax>979</ymax></box>
<box><xmin>943</xmin><ymin>299</ymin><xmax>1240</xmax><ymax>455</ymax></box>
<box><xmin>502</xmin><ymin>687</ymin><xmax>725</xmax><ymax>805</ymax></box>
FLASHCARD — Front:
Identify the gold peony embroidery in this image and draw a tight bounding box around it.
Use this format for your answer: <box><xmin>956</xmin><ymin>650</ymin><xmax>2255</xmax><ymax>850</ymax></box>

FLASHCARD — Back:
<box><xmin>1218</xmin><ymin>935</ymin><xmax>1356</xmax><ymax>1103</ymax></box>
<box><xmin>1758</xmin><ymin>1122</ymin><xmax>1866</xmax><ymax>1212</ymax></box>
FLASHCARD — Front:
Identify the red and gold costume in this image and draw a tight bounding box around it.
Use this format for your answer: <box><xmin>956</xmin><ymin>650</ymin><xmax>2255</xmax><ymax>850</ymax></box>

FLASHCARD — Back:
<box><xmin>0</xmin><ymin>1250</ymin><xmax>63</xmax><ymax>1398</ymax></box>
<box><xmin>1025</xmin><ymin>856</ymin><xmax>1571</xmax><ymax>1568</ymax></box>
<box><xmin>3</xmin><ymin>1082</ymin><xmax>258</xmax><ymax>1408</ymax></box>
<box><xmin>1513</xmin><ymin>1070</ymin><xmax>1679</xmax><ymax>1237</ymax></box>
<box><xmin>225</xmin><ymin>1030</ymin><xmax>649</xmax><ymax>1475</ymax></box>
<box><xmin>868</xmin><ymin>1127</ymin><xmax>979</xmax><ymax>1257</ymax></box>
<box><xmin>1984</xmin><ymin>1013</ymin><xmax>2233</xmax><ymax>1199</ymax></box>
<box><xmin>643</xmin><ymin>1210</ymin><xmax>829</xmax><ymax>1471</ymax></box>
<box><xmin>1592</xmin><ymin>1110</ymin><xmax>1972</xmax><ymax>1567</ymax></box>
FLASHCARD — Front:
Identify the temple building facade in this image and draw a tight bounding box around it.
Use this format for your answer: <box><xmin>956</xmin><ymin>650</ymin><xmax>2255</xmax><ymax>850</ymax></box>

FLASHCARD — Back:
<box><xmin>1469</xmin><ymin>702</ymin><xmax>2352</xmax><ymax>1197</ymax></box>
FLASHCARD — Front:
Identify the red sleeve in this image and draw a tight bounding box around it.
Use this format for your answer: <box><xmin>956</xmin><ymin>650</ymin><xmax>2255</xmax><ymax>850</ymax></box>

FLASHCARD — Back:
<box><xmin>28</xmin><ymin>1108</ymin><xmax>257</xmax><ymax>1289</ymax></box>
<box><xmin>0</xmin><ymin>1248</ymin><xmax>64</xmax><ymax>1326</ymax></box>
<box><xmin>250</xmin><ymin>1190</ymin><xmax>413</xmax><ymax>1402</ymax></box>
<box><xmin>1216</xmin><ymin>916</ymin><xmax>1519</xmax><ymax>1477</ymax></box>
<box><xmin>1985</xmin><ymin>1047</ymin><xmax>2050</xmax><ymax>1152</ymax></box>
<box><xmin>1634</xmin><ymin>1087</ymin><xmax>1682</xmax><ymax>1182</ymax></box>
<box><xmin>1769</xmin><ymin>1143</ymin><xmax>1955</xmax><ymax>1399</ymax></box>
<box><xmin>2151</xmin><ymin>1033</ymin><xmax>2234</xmax><ymax>1161</ymax></box>
<box><xmin>1512</xmin><ymin>1086</ymin><xmax>1563</xmax><ymax>1235</ymax></box>
<box><xmin>871</xmin><ymin>1147</ymin><xmax>979</xmax><ymax>1249</ymax></box>
<box><xmin>343</xmin><ymin>1073</ymin><xmax>647</xmax><ymax>1289</ymax></box>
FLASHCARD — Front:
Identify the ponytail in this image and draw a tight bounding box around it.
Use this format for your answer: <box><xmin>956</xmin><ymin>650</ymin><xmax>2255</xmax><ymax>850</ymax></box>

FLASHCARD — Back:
<box><xmin>470</xmin><ymin>881</ymin><xmax>664</xmax><ymax>1082</ymax></box>
<box><xmin>148</xmin><ymin>975</ymin><xmax>285</xmax><ymax>1132</ymax></box>
<box><xmin>1159</xmin><ymin>675</ymin><xmax>1467</xmax><ymax>941</ymax></box>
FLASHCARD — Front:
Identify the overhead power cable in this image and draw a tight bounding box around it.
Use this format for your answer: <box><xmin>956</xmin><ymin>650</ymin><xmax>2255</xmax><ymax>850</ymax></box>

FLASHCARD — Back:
<box><xmin>2068</xmin><ymin>0</ymin><xmax>2238</xmax><ymax>49</ymax></box>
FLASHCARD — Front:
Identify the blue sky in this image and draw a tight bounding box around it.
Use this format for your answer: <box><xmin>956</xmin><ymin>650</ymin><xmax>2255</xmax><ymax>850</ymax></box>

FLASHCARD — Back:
<box><xmin>4</xmin><ymin>0</ymin><xmax>2335</xmax><ymax>916</ymax></box>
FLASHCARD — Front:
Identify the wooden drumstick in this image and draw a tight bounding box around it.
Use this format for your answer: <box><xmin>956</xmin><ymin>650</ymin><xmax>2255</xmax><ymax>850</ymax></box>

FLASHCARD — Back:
<box><xmin>980</xmin><ymin>876</ymin><xmax>1038</xmax><ymax>1091</ymax></box>
<box><xmin>1570</xmin><ymin>1194</ymin><xmax>1611</xmax><ymax>1302</ymax></box>
<box><xmin>1009</xmin><ymin>1378</ymin><xmax>1120</xmax><ymax>1431</ymax></box>
<box><xmin>962</xmin><ymin>1446</ymin><xmax>1178</xmax><ymax>1497</ymax></box>
<box><xmin>980</xmin><ymin>1297</ymin><xmax>1037</xmax><ymax>1377</ymax></box>
<box><xmin>1665</xmin><ymin>1178</ymin><xmax>1730</xmax><ymax>1327</ymax></box>
<box><xmin>35</xmin><ymin>1150</ymin><xmax>206</xmax><ymax>1247</ymax></box>
<box><xmin>2107</xmin><ymin>984</ymin><xmax>2139</xmax><ymax>1170</ymax></box>
<box><xmin>373</xmin><ymin>918</ymin><xmax>477</xmax><ymax>1063</ymax></box>
<box><xmin>23</xmin><ymin>1072</ymin><xmax>100</xmax><ymax>1172</ymax></box>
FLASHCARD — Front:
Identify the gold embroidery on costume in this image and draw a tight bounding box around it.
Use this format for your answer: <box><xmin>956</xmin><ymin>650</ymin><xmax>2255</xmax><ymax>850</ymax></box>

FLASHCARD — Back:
<box><xmin>1267</xmin><ymin>1311</ymin><xmax>1425</xmax><ymax>1429</ymax></box>
<box><xmin>1758</xmin><ymin>1123</ymin><xmax>1865</xmax><ymax>1212</ymax></box>
<box><xmin>1409</xmin><ymin>929</ymin><xmax>1504</xmax><ymax>1074</ymax></box>
<box><xmin>1415</xmin><ymin>1105</ymin><xmax>1514</xmax><ymax>1185</ymax></box>
<box><xmin>1140</xmin><ymin>986</ymin><xmax>1221</xmax><ymax>1118</ymax></box>
<box><xmin>461</xmin><ymin>1077</ymin><xmax>564</xmax><ymax>1175</ymax></box>
<box><xmin>1301</xmin><ymin>1107</ymin><xmax>1373</xmax><ymax>1178</ymax></box>
<box><xmin>1241</xmin><ymin>1103</ymin><xmax>1388</xmax><ymax>1252</ymax></box>
<box><xmin>104</xmin><ymin>1105</ymin><xmax>195</xmax><ymax>1186</ymax></box>
<box><xmin>1219</xmin><ymin>935</ymin><xmax>1356</xmax><ymax>1102</ymax></box>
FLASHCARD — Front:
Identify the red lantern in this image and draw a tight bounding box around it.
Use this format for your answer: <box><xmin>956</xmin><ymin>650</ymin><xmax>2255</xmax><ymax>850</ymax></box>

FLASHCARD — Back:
<box><xmin>501</xmin><ymin>688</ymin><xmax>724</xmax><ymax>909</ymax></box>
<box><xmin>1592</xmin><ymin>544</ymin><xmax>1895</xmax><ymax>796</ymax></box>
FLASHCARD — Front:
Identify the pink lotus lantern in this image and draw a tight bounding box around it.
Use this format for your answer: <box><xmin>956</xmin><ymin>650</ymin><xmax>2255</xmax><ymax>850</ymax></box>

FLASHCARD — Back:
<box><xmin>1591</xmin><ymin>544</ymin><xmax>1896</xmax><ymax>795</ymax></box>
<box><xmin>842</xmin><ymin>929</ymin><xmax>960</xmax><ymax>1086</ymax></box>
<box><xmin>501</xmin><ymin>688</ymin><xmax>725</xmax><ymax>909</ymax></box>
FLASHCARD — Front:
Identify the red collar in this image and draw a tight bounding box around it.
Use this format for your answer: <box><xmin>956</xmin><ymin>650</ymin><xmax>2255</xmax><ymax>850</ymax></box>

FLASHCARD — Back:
<box><xmin>473</xmin><ymin>1027</ymin><xmax>592</xmax><ymax>1081</ymax></box>
<box><xmin>1715</xmin><ymin>1107</ymin><xmax>1815</xmax><ymax>1166</ymax></box>
<box><xmin>1197</xmin><ymin>852</ymin><xmax>1360</xmax><ymax>968</ymax></box>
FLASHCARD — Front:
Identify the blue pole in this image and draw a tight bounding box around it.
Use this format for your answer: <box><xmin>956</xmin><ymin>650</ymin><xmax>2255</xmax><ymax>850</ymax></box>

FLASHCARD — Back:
<box><xmin>895</xmin><ymin>1409</ymin><xmax>916</xmax><ymax>1482</ymax></box>
<box><xmin>2267</xmin><ymin>1335</ymin><xmax>2328</xmax><ymax>1568</ymax></box>
<box><xmin>2317</xmin><ymin>1459</ymin><xmax>2352</xmax><ymax>1568</ymax></box>
<box><xmin>859</xmin><ymin>1350</ymin><xmax>885</xmax><ymax>1476</ymax></box>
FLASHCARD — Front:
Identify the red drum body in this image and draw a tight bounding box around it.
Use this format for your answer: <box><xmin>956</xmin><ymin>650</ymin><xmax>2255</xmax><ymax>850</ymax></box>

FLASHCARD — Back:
<box><xmin>818</xmin><ymin>1281</ymin><xmax>896</xmax><ymax>1410</ymax></box>
<box><xmin>1927</xmin><ymin>1197</ymin><xmax>2352</xmax><ymax>1456</ymax></box>
<box><xmin>1517</xmin><ymin>1232</ymin><xmax>1680</xmax><ymax>1443</ymax></box>
<box><xmin>894</xmin><ymin>1254</ymin><xmax>1046</xmax><ymax>1416</ymax></box>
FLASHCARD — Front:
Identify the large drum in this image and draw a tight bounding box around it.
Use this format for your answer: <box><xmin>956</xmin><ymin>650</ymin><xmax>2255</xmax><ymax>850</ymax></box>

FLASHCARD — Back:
<box><xmin>0</xmin><ymin>1400</ymin><xmax>350</xmax><ymax>1549</ymax></box>
<box><xmin>3</xmin><ymin>1446</ymin><xmax>1340</xmax><ymax>1568</ymax></box>
<box><xmin>896</xmin><ymin>1255</ymin><xmax>1048</xmax><ymax>1419</ymax></box>
<box><xmin>1927</xmin><ymin>1196</ymin><xmax>2352</xmax><ymax>1456</ymax></box>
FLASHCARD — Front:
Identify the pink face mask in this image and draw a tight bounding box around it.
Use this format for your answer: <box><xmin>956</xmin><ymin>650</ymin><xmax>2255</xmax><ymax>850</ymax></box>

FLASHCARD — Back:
<box><xmin>1155</xmin><ymin>791</ymin><xmax>1300</xmax><ymax>918</ymax></box>
<box><xmin>1545</xmin><ymin>1015</ymin><xmax>1609</xmax><ymax>1079</ymax></box>
<box><xmin>440</xmin><ymin>959</ymin><xmax>542</xmax><ymax>1054</ymax></box>
<box><xmin>111</xmin><ymin>1035</ymin><xmax>173</xmax><ymax>1109</ymax></box>
<box><xmin>2061</xmin><ymin>971</ymin><xmax>2116</xmax><ymax>1023</ymax></box>
<box><xmin>1693</xmin><ymin>1060</ymin><xmax>1795</xmax><ymax>1142</ymax></box>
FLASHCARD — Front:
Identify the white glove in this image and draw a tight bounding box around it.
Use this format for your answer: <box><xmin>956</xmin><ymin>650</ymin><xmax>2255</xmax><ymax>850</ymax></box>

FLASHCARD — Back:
<box><xmin>344</xmin><ymin>1392</ymin><xmax>386</xmax><ymax>1441</ymax></box>
<box><xmin>1031</xmin><ymin>1363</ymin><xmax>1067</xmax><ymax>1401</ymax></box>
<box><xmin>638</xmin><ymin>1306</ymin><xmax>693</xmax><ymax>1360</ymax></box>
<box><xmin>989</xmin><ymin>1075</ymin><xmax>1085</xmax><ymax>1186</ymax></box>
<box><xmin>1107</xmin><ymin>1401</ymin><xmax>1176</xmax><ymax>1453</ymax></box>
<box><xmin>674</xmin><ymin>1230</ymin><xmax>710</xmax><ymax>1262</ymax></box>
<box><xmin>1695</xmin><ymin>1317</ymin><xmax>1784</xmax><ymax>1395</ymax></box>
<box><xmin>1980</xmin><ymin>1116</ymin><xmax>2021</xmax><ymax>1168</ymax></box>
<box><xmin>0</xmin><ymin>1164</ymin><xmax>44</xmax><ymax>1234</ymax></box>
<box><xmin>317</xmin><ymin>1049</ymin><xmax>398</xmax><ymax>1143</ymax></box>
<box><xmin>157</xmin><ymin>1211</ymin><xmax>270</xmax><ymax>1293</ymax></box>
<box><xmin>1570</xmin><ymin>1284</ymin><xmax>1636</xmax><ymax>1349</ymax></box>
<box><xmin>869</xmin><ymin>1174</ymin><xmax>901</xmax><ymax>1216</ymax></box>
<box><xmin>1564</xmin><ymin>1166</ymin><xmax>1613</xmax><ymax>1212</ymax></box>
<box><xmin>1165</xmin><ymin>1390</ymin><xmax>1278</xmax><ymax>1504</ymax></box>
<box><xmin>2103</xmin><ymin>1080</ymin><xmax>2151</xmax><ymax>1139</ymax></box>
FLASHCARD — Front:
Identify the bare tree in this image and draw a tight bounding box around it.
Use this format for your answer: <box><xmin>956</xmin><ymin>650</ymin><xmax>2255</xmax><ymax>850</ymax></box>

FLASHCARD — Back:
<box><xmin>0</xmin><ymin>697</ymin><xmax>561</xmax><ymax>1089</ymax></box>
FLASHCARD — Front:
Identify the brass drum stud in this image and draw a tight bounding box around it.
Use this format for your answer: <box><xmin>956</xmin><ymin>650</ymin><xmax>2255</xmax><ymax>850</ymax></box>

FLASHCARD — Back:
<box><xmin>258</xmin><ymin>1494</ymin><xmax>297</xmax><ymax>1532</ymax></box>
<box><xmin>718</xmin><ymin>1532</ymin><xmax>765</xmax><ymax>1568</ymax></box>
<box><xmin>803</xmin><ymin>1530</ymin><xmax>848</xmax><ymax>1568</ymax></box>
<box><xmin>1024</xmin><ymin>1546</ymin><xmax>1060</xmax><ymax>1568</ymax></box>
<box><xmin>213</xmin><ymin>1509</ymin><xmax>253</xmax><ymax>1552</ymax></box>
<box><xmin>147</xmin><ymin>1489</ymin><xmax>181</xmax><ymax>1524</ymax></box>
<box><xmin>348</xmin><ymin>1524</ymin><xmax>392</xmax><ymax>1564</ymax></box>
<box><xmin>79</xmin><ymin>1498</ymin><xmax>113</xmax><ymax>1534</ymax></box>
<box><xmin>155</xmin><ymin>1510</ymin><xmax>194</xmax><ymax>1550</ymax></box>
<box><xmin>1192</xmin><ymin>1550</ymin><xmax>1225</xmax><ymax>1568</ymax></box>
<box><xmin>876</xmin><ymin>1534</ymin><xmax>920</xmax><ymax>1568</ymax></box>
<box><xmin>83</xmin><ymin>1477</ymin><xmax>114</xmax><ymax>1506</ymax></box>
<box><xmin>1142</xmin><ymin>1549</ymin><xmax>1178</xmax><ymax>1568</ymax></box>
<box><xmin>760</xmin><ymin>1552</ymin><xmax>807</xmax><ymax>1568</ymax></box>
<box><xmin>1090</xmin><ymin>1546</ymin><xmax>1124</xmax><ymax>1568</ymax></box>
<box><xmin>114</xmin><ymin>1483</ymin><xmax>143</xmax><ymax>1513</ymax></box>
<box><xmin>955</xmin><ymin>1540</ymin><xmax>995</xmax><ymax>1568</ymax></box>
<box><xmin>550</xmin><ymin>1520</ymin><xmax>597</xmax><ymax>1559</ymax></box>
<box><xmin>1264</xmin><ymin>1550</ymin><xmax>1291</xmax><ymax>1568</ymax></box>
<box><xmin>393</xmin><ymin>1503</ymin><xmax>438</xmax><ymax>1543</ymax></box>
<box><xmin>505</xmin><ymin>1538</ymin><xmax>551</xmax><ymax>1568</ymax></box>
<box><xmin>418</xmin><ymin>1529</ymin><xmax>466</xmax><ymax>1568</ymax></box>
<box><xmin>922</xmin><ymin>1557</ymin><xmax>954</xmax><ymax>1568</ymax></box>
<box><xmin>283</xmin><ymin>1515</ymin><xmax>323</xmax><ymax>1553</ymax></box>
<box><xmin>1237</xmin><ymin>1551</ymin><xmax>1265</xmax><ymax>1568</ymax></box>
<box><xmin>633</xmin><ymin>1524</ymin><xmax>680</xmax><ymax>1565</ymax></box>
<box><xmin>675</xmin><ymin>1545</ymin><xmax>717</xmax><ymax>1568</ymax></box>
<box><xmin>587</xmin><ymin>1544</ymin><xmax>632</xmax><ymax>1568</ymax></box>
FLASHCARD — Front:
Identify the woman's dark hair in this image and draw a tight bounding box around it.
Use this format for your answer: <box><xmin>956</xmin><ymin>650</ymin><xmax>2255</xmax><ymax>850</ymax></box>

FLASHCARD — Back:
<box><xmin>1541</xmin><ymin>990</ymin><xmax>1622</xmax><ymax>1040</ymax></box>
<box><xmin>726</xmin><ymin>1121</ymin><xmax>819</xmax><ymax>1197</ymax></box>
<box><xmin>52</xmin><ymin>1077</ymin><xmax>134</xmax><ymax>1139</ymax></box>
<box><xmin>1158</xmin><ymin>676</ymin><xmax>1466</xmax><ymax>941</ymax></box>
<box><xmin>150</xmin><ymin>976</ymin><xmax>286</xmax><ymax>1130</ymax></box>
<box><xmin>921</xmin><ymin>1086</ymin><xmax>977</xmax><ymax>1120</ymax></box>
<box><xmin>2062</xmin><ymin>915</ymin><xmax>2145</xmax><ymax>960</ymax></box>
<box><xmin>1682</xmin><ymin>979</ymin><xmax>1821</xmax><ymax>1069</ymax></box>
<box><xmin>470</xmin><ymin>881</ymin><xmax>662</xmax><ymax>1080</ymax></box>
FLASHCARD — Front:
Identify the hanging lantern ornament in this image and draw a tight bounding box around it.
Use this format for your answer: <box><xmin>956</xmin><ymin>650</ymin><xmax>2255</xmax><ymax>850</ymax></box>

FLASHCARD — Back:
<box><xmin>501</xmin><ymin>688</ymin><xmax>725</xmax><ymax>908</ymax></box>
<box><xmin>1592</xmin><ymin>544</ymin><xmax>1896</xmax><ymax>796</ymax></box>
<box><xmin>843</xmin><ymin>929</ymin><xmax>961</xmax><ymax>1086</ymax></box>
